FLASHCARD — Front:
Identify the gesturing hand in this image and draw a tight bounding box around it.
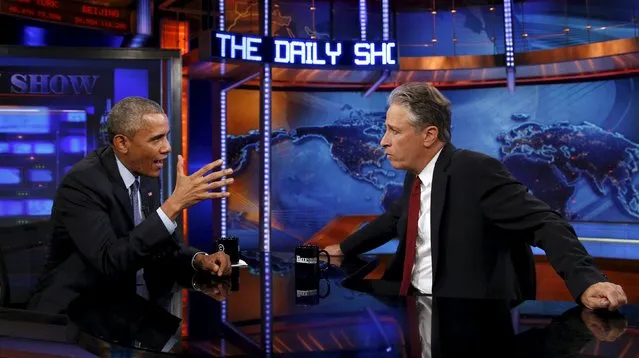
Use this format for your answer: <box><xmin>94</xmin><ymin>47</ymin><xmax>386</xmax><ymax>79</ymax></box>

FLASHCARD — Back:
<box><xmin>162</xmin><ymin>155</ymin><xmax>234</xmax><ymax>220</ymax></box>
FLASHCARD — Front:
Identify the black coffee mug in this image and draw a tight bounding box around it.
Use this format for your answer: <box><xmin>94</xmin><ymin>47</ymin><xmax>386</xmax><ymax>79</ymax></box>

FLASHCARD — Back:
<box><xmin>294</xmin><ymin>244</ymin><xmax>330</xmax><ymax>280</ymax></box>
<box><xmin>217</xmin><ymin>237</ymin><xmax>240</xmax><ymax>264</ymax></box>
<box><xmin>294</xmin><ymin>276</ymin><xmax>330</xmax><ymax>306</ymax></box>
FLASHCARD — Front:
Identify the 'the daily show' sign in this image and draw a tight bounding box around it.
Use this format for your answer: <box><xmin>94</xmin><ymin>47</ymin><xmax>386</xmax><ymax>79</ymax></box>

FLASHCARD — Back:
<box><xmin>200</xmin><ymin>31</ymin><xmax>399</xmax><ymax>70</ymax></box>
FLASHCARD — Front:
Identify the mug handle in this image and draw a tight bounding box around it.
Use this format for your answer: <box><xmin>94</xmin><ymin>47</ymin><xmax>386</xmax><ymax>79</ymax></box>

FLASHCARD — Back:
<box><xmin>319</xmin><ymin>277</ymin><xmax>331</xmax><ymax>298</ymax></box>
<box><xmin>318</xmin><ymin>249</ymin><xmax>330</xmax><ymax>269</ymax></box>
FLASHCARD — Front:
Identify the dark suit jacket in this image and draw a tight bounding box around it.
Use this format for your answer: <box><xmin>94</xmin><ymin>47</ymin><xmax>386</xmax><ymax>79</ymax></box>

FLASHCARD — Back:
<box><xmin>340</xmin><ymin>144</ymin><xmax>606</xmax><ymax>301</ymax></box>
<box><xmin>27</xmin><ymin>146</ymin><xmax>199</xmax><ymax>313</ymax></box>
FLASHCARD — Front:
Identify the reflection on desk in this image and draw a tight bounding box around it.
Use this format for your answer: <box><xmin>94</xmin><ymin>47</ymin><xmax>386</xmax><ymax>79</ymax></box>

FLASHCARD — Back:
<box><xmin>0</xmin><ymin>250</ymin><xmax>636</xmax><ymax>357</ymax></box>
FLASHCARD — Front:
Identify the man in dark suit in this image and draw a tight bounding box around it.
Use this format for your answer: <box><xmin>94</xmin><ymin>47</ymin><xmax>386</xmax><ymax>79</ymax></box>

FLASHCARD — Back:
<box><xmin>28</xmin><ymin>97</ymin><xmax>234</xmax><ymax>314</ymax></box>
<box><xmin>325</xmin><ymin>83</ymin><xmax>627</xmax><ymax>310</ymax></box>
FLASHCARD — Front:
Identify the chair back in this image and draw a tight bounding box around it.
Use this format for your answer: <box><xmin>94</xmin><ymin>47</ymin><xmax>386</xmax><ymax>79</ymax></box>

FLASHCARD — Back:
<box><xmin>0</xmin><ymin>220</ymin><xmax>53</xmax><ymax>308</ymax></box>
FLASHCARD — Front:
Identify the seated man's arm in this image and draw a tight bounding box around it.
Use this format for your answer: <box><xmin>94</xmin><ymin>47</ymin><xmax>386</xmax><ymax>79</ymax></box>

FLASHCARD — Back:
<box><xmin>155</xmin><ymin>207</ymin><xmax>199</xmax><ymax>268</ymax></box>
<box><xmin>337</xmin><ymin>174</ymin><xmax>411</xmax><ymax>256</ymax></box>
<box><xmin>58</xmin><ymin>173</ymin><xmax>181</xmax><ymax>279</ymax></box>
<box><xmin>154</xmin><ymin>208</ymin><xmax>231</xmax><ymax>276</ymax></box>
<box><xmin>475</xmin><ymin>155</ymin><xmax>625</xmax><ymax>308</ymax></box>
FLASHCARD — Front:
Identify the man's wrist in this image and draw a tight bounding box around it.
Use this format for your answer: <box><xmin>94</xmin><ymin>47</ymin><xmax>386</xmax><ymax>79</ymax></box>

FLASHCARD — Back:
<box><xmin>161</xmin><ymin>196</ymin><xmax>182</xmax><ymax>221</ymax></box>
<box><xmin>192</xmin><ymin>251</ymin><xmax>208</xmax><ymax>271</ymax></box>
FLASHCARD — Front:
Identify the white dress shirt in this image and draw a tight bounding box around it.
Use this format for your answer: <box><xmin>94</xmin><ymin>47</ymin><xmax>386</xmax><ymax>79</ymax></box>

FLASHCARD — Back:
<box><xmin>115</xmin><ymin>156</ymin><xmax>203</xmax><ymax>271</ymax></box>
<box><xmin>115</xmin><ymin>156</ymin><xmax>177</xmax><ymax>233</ymax></box>
<box><xmin>411</xmin><ymin>148</ymin><xmax>443</xmax><ymax>294</ymax></box>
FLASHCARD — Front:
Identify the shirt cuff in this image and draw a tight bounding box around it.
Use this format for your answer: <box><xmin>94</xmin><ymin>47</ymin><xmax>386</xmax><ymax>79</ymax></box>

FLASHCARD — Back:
<box><xmin>191</xmin><ymin>252</ymin><xmax>207</xmax><ymax>271</ymax></box>
<box><xmin>156</xmin><ymin>207</ymin><xmax>177</xmax><ymax>234</ymax></box>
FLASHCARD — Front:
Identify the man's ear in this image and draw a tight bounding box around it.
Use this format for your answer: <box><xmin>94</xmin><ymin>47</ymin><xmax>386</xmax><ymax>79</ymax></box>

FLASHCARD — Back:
<box><xmin>112</xmin><ymin>134</ymin><xmax>129</xmax><ymax>154</ymax></box>
<box><xmin>422</xmin><ymin>125</ymin><xmax>439</xmax><ymax>147</ymax></box>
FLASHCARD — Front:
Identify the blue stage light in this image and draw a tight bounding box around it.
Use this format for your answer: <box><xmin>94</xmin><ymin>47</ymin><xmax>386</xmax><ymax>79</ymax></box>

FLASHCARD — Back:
<box><xmin>0</xmin><ymin>200</ymin><xmax>22</xmax><ymax>217</ymax></box>
<box><xmin>0</xmin><ymin>168</ymin><xmax>21</xmax><ymax>184</ymax></box>
<box><xmin>23</xmin><ymin>26</ymin><xmax>46</xmax><ymax>46</ymax></box>
<box><xmin>28</xmin><ymin>169</ymin><xmax>53</xmax><ymax>183</ymax></box>
<box><xmin>11</xmin><ymin>142</ymin><xmax>32</xmax><ymax>154</ymax></box>
<box><xmin>61</xmin><ymin>136</ymin><xmax>87</xmax><ymax>154</ymax></box>
<box><xmin>0</xmin><ymin>108</ymin><xmax>50</xmax><ymax>134</ymax></box>
<box><xmin>33</xmin><ymin>142</ymin><xmax>55</xmax><ymax>154</ymax></box>
<box><xmin>26</xmin><ymin>199</ymin><xmax>53</xmax><ymax>216</ymax></box>
<box><xmin>63</xmin><ymin>111</ymin><xmax>87</xmax><ymax>123</ymax></box>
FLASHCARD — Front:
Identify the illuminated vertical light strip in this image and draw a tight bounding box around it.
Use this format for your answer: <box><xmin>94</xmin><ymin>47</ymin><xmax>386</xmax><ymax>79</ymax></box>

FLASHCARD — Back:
<box><xmin>359</xmin><ymin>0</ymin><xmax>367</xmax><ymax>40</ymax></box>
<box><xmin>261</xmin><ymin>58</ymin><xmax>274</xmax><ymax>358</ymax></box>
<box><xmin>220</xmin><ymin>89</ymin><xmax>228</xmax><ymax>239</ymax></box>
<box><xmin>219</xmin><ymin>0</ymin><xmax>228</xmax><ymax>240</ymax></box>
<box><xmin>259</xmin><ymin>0</ymin><xmax>272</xmax><ymax>254</ymax></box>
<box><xmin>381</xmin><ymin>0</ymin><xmax>390</xmax><ymax>41</ymax></box>
<box><xmin>219</xmin><ymin>0</ymin><xmax>225</xmax><ymax>31</ymax></box>
<box><xmin>261</xmin><ymin>251</ymin><xmax>273</xmax><ymax>356</ymax></box>
<box><xmin>220</xmin><ymin>88</ymin><xmax>228</xmax><ymax>336</ymax></box>
<box><xmin>261</xmin><ymin>64</ymin><xmax>271</xmax><ymax>254</ymax></box>
<box><xmin>219</xmin><ymin>0</ymin><xmax>227</xmax><ymax>75</ymax></box>
<box><xmin>260</xmin><ymin>0</ymin><xmax>273</xmax><ymax>355</ymax></box>
<box><xmin>503</xmin><ymin>0</ymin><xmax>516</xmax><ymax>92</ymax></box>
<box><xmin>218</xmin><ymin>3</ymin><xmax>228</xmax><ymax>354</ymax></box>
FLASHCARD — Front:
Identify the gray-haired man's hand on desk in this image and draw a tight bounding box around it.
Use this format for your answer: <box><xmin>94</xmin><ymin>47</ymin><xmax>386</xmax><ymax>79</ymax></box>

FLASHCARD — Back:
<box><xmin>324</xmin><ymin>244</ymin><xmax>343</xmax><ymax>256</ymax></box>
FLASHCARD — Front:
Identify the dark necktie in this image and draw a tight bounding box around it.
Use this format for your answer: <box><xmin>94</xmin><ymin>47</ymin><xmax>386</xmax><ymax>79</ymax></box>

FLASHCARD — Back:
<box><xmin>130</xmin><ymin>178</ymin><xmax>148</xmax><ymax>297</ymax></box>
<box><xmin>130</xmin><ymin>179</ymin><xmax>142</xmax><ymax>226</ymax></box>
<box><xmin>400</xmin><ymin>176</ymin><xmax>421</xmax><ymax>296</ymax></box>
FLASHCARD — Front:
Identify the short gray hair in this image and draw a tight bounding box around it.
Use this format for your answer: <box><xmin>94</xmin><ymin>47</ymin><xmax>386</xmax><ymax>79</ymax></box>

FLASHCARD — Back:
<box><xmin>106</xmin><ymin>96</ymin><xmax>165</xmax><ymax>144</ymax></box>
<box><xmin>387</xmin><ymin>82</ymin><xmax>452</xmax><ymax>142</ymax></box>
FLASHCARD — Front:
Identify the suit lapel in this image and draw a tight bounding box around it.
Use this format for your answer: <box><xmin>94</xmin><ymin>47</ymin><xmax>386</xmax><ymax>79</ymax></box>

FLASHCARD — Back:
<box><xmin>430</xmin><ymin>143</ymin><xmax>455</xmax><ymax>281</ymax></box>
<box><xmin>139</xmin><ymin>177</ymin><xmax>159</xmax><ymax>218</ymax></box>
<box><xmin>98</xmin><ymin>146</ymin><xmax>134</xmax><ymax>226</ymax></box>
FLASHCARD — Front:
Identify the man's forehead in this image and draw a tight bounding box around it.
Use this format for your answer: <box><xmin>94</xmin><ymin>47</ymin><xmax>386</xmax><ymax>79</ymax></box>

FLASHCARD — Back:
<box><xmin>142</xmin><ymin>112</ymin><xmax>168</xmax><ymax>121</ymax></box>
<box><xmin>136</xmin><ymin>114</ymin><xmax>168</xmax><ymax>134</ymax></box>
<box><xmin>139</xmin><ymin>113</ymin><xmax>168</xmax><ymax>125</ymax></box>
<box><xmin>384</xmin><ymin>112</ymin><xmax>408</xmax><ymax>127</ymax></box>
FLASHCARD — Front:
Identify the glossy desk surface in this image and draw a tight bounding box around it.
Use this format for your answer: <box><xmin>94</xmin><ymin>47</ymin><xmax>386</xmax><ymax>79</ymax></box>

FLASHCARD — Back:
<box><xmin>1</xmin><ymin>250</ymin><xmax>637</xmax><ymax>357</ymax></box>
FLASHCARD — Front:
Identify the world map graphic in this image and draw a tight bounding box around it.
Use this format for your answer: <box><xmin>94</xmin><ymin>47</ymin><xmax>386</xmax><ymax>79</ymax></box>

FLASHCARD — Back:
<box><xmin>227</xmin><ymin>104</ymin><xmax>639</xmax><ymax>239</ymax></box>
<box><xmin>498</xmin><ymin>121</ymin><xmax>639</xmax><ymax>220</ymax></box>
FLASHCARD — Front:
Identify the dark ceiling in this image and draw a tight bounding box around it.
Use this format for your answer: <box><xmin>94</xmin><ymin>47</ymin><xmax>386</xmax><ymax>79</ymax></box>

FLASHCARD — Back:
<box><xmin>157</xmin><ymin>0</ymin><xmax>516</xmax><ymax>14</ymax></box>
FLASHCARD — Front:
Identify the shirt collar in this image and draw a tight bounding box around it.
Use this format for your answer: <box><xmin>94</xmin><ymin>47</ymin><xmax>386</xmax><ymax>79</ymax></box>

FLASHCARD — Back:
<box><xmin>115</xmin><ymin>154</ymin><xmax>137</xmax><ymax>189</ymax></box>
<box><xmin>417</xmin><ymin>147</ymin><xmax>444</xmax><ymax>186</ymax></box>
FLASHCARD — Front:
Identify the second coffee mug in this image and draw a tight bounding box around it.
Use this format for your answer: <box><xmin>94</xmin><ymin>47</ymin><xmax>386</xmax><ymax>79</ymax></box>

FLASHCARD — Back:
<box><xmin>294</xmin><ymin>244</ymin><xmax>330</xmax><ymax>279</ymax></box>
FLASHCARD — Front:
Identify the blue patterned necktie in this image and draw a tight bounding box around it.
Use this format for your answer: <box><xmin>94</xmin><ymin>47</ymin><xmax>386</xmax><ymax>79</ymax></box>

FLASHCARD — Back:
<box><xmin>130</xmin><ymin>178</ymin><xmax>148</xmax><ymax>298</ymax></box>
<box><xmin>130</xmin><ymin>179</ymin><xmax>142</xmax><ymax>226</ymax></box>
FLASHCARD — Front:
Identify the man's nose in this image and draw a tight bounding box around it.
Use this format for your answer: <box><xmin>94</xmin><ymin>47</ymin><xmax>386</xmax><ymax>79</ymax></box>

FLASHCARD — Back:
<box><xmin>161</xmin><ymin>139</ymin><xmax>171</xmax><ymax>153</ymax></box>
<box><xmin>380</xmin><ymin>133</ymin><xmax>389</xmax><ymax>148</ymax></box>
